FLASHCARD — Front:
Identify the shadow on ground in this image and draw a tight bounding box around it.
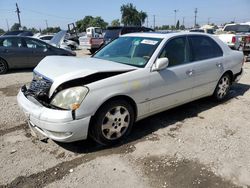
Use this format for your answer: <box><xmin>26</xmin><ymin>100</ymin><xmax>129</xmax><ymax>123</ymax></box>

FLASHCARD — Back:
<box><xmin>4</xmin><ymin>68</ymin><xmax>33</xmax><ymax>74</ymax></box>
<box><xmin>57</xmin><ymin>83</ymin><xmax>250</xmax><ymax>153</ymax></box>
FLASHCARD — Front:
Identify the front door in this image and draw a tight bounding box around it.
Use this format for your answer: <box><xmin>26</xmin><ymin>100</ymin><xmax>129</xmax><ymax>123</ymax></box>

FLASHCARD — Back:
<box><xmin>149</xmin><ymin>36</ymin><xmax>194</xmax><ymax>113</ymax></box>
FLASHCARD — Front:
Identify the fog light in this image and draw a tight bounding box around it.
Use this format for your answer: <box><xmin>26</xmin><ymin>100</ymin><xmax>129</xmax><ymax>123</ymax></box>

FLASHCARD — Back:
<box><xmin>44</xmin><ymin>130</ymin><xmax>72</xmax><ymax>138</ymax></box>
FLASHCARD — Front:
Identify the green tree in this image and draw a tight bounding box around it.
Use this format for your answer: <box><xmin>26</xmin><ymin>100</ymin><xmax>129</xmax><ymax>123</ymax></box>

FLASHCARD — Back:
<box><xmin>176</xmin><ymin>20</ymin><xmax>180</xmax><ymax>30</ymax></box>
<box><xmin>76</xmin><ymin>16</ymin><xmax>108</xmax><ymax>32</ymax></box>
<box><xmin>42</xmin><ymin>27</ymin><xmax>61</xmax><ymax>34</ymax></box>
<box><xmin>138</xmin><ymin>11</ymin><xmax>148</xmax><ymax>26</ymax></box>
<box><xmin>28</xmin><ymin>27</ymin><xmax>39</xmax><ymax>33</ymax></box>
<box><xmin>180</xmin><ymin>25</ymin><xmax>185</xmax><ymax>30</ymax></box>
<box><xmin>0</xmin><ymin>28</ymin><xmax>5</xmax><ymax>35</ymax></box>
<box><xmin>90</xmin><ymin>17</ymin><xmax>108</xmax><ymax>29</ymax></box>
<box><xmin>111</xmin><ymin>19</ymin><xmax>120</xmax><ymax>26</ymax></box>
<box><xmin>120</xmin><ymin>3</ymin><xmax>147</xmax><ymax>26</ymax></box>
<box><xmin>10</xmin><ymin>23</ymin><xmax>21</xmax><ymax>31</ymax></box>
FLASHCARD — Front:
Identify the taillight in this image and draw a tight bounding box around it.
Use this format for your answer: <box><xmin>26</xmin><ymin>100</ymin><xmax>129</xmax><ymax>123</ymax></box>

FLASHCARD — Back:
<box><xmin>246</xmin><ymin>36</ymin><xmax>250</xmax><ymax>43</ymax></box>
<box><xmin>232</xmin><ymin>36</ymin><xmax>236</xmax><ymax>43</ymax></box>
<box><xmin>89</xmin><ymin>38</ymin><xmax>92</xmax><ymax>44</ymax></box>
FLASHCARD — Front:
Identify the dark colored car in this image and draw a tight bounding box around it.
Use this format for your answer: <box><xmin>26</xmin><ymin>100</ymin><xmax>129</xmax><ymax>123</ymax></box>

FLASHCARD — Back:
<box><xmin>0</xmin><ymin>36</ymin><xmax>76</xmax><ymax>74</ymax></box>
<box><xmin>103</xmin><ymin>26</ymin><xmax>154</xmax><ymax>44</ymax></box>
<box><xmin>3</xmin><ymin>30</ymin><xmax>34</xmax><ymax>36</ymax></box>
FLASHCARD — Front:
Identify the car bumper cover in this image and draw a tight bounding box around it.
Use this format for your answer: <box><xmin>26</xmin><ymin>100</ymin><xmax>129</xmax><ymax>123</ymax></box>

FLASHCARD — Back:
<box><xmin>17</xmin><ymin>90</ymin><xmax>91</xmax><ymax>142</ymax></box>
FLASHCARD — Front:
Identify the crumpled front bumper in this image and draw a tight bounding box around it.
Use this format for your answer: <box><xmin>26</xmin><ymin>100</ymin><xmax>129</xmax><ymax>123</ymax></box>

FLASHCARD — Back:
<box><xmin>17</xmin><ymin>90</ymin><xmax>91</xmax><ymax>142</ymax></box>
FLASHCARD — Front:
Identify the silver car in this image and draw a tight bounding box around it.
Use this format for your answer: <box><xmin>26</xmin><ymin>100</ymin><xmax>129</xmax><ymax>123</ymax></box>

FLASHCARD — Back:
<box><xmin>17</xmin><ymin>32</ymin><xmax>243</xmax><ymax>145</ymax></box>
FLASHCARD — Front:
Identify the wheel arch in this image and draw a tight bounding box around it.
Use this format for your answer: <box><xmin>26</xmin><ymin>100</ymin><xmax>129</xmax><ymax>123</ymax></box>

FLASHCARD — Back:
<box><xmin>91</xmin><ymin>95</ymin><xmax>138</xmax><ymax>122</ymax></box>
<box><xmin>223</xmin><ymin>70</ymin><xmax>233</xmax><ymax>83</ymax></box>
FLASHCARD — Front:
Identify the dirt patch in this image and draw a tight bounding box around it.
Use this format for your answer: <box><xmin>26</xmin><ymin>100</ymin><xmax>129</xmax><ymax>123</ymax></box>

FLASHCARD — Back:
<box><xmin>139</xmin><ymin>156</ymin><xmax>240</xmax><ymax>188</ymax></box>
<box><xmin>1</xmin><ymin>142</ymin><xmax>136</xmax><ymax>188</ymax></box>
<box><xmin>0</xmin><ymin>83</ymin><xmax>27</xmax><ymax>97</ymax></box>
<box><xmin>0</xmin><ymin>123</ymin><xmax>26</xmax><ymax>136</ymax></box>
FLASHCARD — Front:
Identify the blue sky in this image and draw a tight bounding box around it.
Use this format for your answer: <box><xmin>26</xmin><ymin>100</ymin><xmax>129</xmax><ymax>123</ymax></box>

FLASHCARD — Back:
<box><xmin>0</xmin><ymin>0</ymin><xmax>249</xmax><ymax>30</ymax></box>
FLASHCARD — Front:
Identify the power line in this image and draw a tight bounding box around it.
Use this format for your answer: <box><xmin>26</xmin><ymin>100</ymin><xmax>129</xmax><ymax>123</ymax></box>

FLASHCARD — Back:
<box><xmin>23</xmin><ymin>8</ymin><xmax>74</xmax><ymax>20</ymax></box>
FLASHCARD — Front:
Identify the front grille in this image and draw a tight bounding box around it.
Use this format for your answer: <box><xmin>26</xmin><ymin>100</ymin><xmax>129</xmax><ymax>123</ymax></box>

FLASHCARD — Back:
<box><xmin>28</xmin><ymin>77</ymin><xmax>52</xmax><ymax>96</ymax></box>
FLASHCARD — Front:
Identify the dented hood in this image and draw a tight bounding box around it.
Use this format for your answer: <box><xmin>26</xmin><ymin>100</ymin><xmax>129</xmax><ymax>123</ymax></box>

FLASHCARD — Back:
<box><xmin>34</xmin><ymin>56</ymin><xmax>136</xmax><ymax>97</ymax></box>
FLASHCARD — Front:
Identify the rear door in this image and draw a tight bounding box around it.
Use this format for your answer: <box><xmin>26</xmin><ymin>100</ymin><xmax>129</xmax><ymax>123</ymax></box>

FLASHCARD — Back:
<box><xmin>0</xmin><ymin>37</ymin><xmax>28</xmax><ymax>68</ymax></box>
<box><xmin>22</xmin><ymin>38</ymin><xmax>52</xmax><ymax>68</ymax></box>
<box><xmin>188</xmin><ymin>35</ymin><xmax>224</xmax><ymax>99</ymax></box>
<box><xmin>149</xmin><ymin>36</ymin><xmax>195</xmax><ymax>113</ymax></box>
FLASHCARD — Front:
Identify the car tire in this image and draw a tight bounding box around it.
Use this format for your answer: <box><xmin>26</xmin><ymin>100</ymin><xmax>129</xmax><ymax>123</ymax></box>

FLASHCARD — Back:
<box><xmin>89</xmin><ymin>49</ymin><xmax>96</xmax><ymax>54</ymax></box>
<box><xmin>213</xmin><ymin>73</ymin><xmax>231</xmax><ymax>101</ymax></box>
<box><xmin>90</xmin><ymin>99</ymin><xmax>135</xmax><ymax>146</ymax></box>
<box><xmin>0</xmin><ymin>58</ymin><xmax>8</xmax><ymax>74</ymax></box>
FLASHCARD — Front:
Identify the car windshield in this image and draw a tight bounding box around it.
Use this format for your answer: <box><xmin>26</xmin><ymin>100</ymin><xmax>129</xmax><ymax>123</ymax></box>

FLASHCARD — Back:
<box><xmin>224</xmin><ymin>25</ymin><xmax>250</xmax><ymax>33</ymax></box>
<box><xmin>94</xmin><ymin>36</ymin><xmax>162</xmax><ymax>67</ymax></box>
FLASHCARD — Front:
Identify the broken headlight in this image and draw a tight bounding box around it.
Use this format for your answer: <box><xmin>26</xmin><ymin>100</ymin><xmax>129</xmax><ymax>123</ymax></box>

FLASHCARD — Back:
<box><xmin>51</xmin><ymin>86</ymin><xmax>88</xmax><ymax>110</ymax></box>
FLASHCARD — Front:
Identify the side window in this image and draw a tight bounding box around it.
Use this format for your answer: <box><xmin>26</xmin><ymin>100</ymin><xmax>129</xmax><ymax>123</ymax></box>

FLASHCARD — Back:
<box><xmin>188</xmin><ymin>36</ymin><xmax>223</xmax><ymax>61</ymax></box>
<box><xmin>0</xmin><ymin>38</ymin><xmax>23</xmax><ymax>48</ymax></box>
<box><xmin>25</xmin><ymin>38</ymin><xmax>47</xmax><ymax>49</ymax></box>
<box><xmin>159</xmin><ymin>37</ymin><xmax>190</xmax><ymax>67</ymax></box>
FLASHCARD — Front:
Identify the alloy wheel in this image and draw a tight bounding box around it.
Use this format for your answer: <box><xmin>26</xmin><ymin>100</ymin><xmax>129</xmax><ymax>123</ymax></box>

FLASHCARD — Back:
<box><xmin>217</xmin><ymin>76</ymin><xmax>230</xmax><ymax>99</ymax></box>
<box><xmin>101</xmin><ymin>106</ymin><xmax>130</xmax><ymax>140</ymax></box>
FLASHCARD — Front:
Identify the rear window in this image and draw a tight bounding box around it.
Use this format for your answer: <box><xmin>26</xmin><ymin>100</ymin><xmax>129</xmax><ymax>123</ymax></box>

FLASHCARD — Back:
<box><xmin>188</xmin><ymin>36</ymin><xmax>223</xmax><ymax>61</ymax></box>
<box><xmin>104</xmin><ymin>29</ymin><xmax>121</xmax><ymax>40</ymax></box>
<box><xmin>224</xmin><ymin>25</ymin><xmax>250</xmax><ymax>33</ymax></box>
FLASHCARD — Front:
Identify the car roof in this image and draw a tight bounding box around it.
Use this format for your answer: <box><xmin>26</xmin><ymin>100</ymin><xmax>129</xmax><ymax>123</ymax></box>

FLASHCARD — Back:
<box><xmin>122</xmin><ymin>32</ymin><xmax>212</xmax><ymax>39</ymax></box>
<box><xmin>0</xmin><ymin>35</ymin><xmax>34</xmax><ymax>39</ymax></box>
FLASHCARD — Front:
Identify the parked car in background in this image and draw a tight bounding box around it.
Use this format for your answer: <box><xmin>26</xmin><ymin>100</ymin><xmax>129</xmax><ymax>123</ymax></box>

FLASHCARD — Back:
<box><xmin>17</xmin><ymin>32</ymin><xmax>243</xmax><ymax>145</ymax></box>
<box><xmin>0</xmin><ymin>35</ymin><xmax>76</xmax><ymax>74</ymax></box>
<box><xmin>35</xmin><ymin>32</ymin><xmax>79</xmax><ymax>51</ymax></box>
<box><xmin>189</xmin><ymin>28</ymin><xmax>214</xmax><ymax>34</ymax></box>
<box><xmin>37</xmin><ymin>34</ymin><xmax>54</xmax><ymax>43</ymax></box>
<box><xmin>3</xmin><ymin>30</ymin><xmax>34</xmax><ymax>36</ymax></box>
<box><xmin>104</xmin><ymin>26</ymin><xmax>154</xmax><ymax>45</ymax></box>
<box><xmin>79</xmin><ymin>27</ymin><xmax>104</xmax><ymax>54</ymax></box>
<box><xmin>216</xmin><ymin>23</ymin><xmax>250</xmax><ymax>51</ymax></box>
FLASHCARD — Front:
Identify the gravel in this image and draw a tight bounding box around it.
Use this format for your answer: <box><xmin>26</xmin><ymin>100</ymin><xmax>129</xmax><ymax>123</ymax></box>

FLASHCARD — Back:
<box><xmin>0</xmin><ymin>50</ymin><xmax>249</xmax><ymax>188</ymax></box>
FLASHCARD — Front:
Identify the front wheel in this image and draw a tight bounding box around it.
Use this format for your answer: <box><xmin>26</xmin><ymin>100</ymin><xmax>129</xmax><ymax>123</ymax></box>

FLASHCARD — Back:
<box><xmin>90</xmin><ymin>100</ymin><xmax>135</xmax><ymax>146</ymax></box>
<box><xmin>0</xmin><ymin>58</ymin><xmax>8</xmax><ymax>74</ymax></box>
<box><xmin>213</xmin><ymin>74</ymin><xmax>231</xmax><ymax>101</ymax></box>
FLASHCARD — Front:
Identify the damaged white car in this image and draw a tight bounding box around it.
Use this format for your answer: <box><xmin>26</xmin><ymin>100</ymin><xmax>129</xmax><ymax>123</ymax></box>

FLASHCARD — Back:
<box><xmin>17</xmin><ymin>32</ymin><xmax>243</xmax><ymax>145</ymax></box>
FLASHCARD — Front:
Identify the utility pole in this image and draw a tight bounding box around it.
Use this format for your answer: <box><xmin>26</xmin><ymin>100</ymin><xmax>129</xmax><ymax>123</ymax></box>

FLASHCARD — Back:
<box><xmin>207</xmin><ymin>17</ymin><xmax>211</xmax><ymax>24</ymax></box>
<box><xmin>153</xmin><ymin>15</ymin><xmax>155</xmax><ymax>29</ymax></box>
<box><xmin>194</xmin><ymin>8</ymin><xmax>198</xmax><ymax>28</ymax></box>
<box><xmin>182</xmin><ymin>17</ymin><xmax>185</xmax><ymax>27</ymax></box>
<box><xmin>15</xmin><ymin>3</ymin><xmax>21</xmax><ymax>27</ymax></box>
<box><xmin>174</xmin><ymin>9</ymin><xmax>178</xmax><ymax>26</ymax></box>
<box><xmin>146</xmin><ymin>17</ymin><xmax>149</xmax><ymax>28</ymax></box>
<box><xmin>6</xmin><ymin>19</ymin><xmax>9</xmax><ymax>31</ymax></box>
<box><xmin>45</xmin><ymin>20</ymin><xmax>48</xmax><ymax>29</ymax></box>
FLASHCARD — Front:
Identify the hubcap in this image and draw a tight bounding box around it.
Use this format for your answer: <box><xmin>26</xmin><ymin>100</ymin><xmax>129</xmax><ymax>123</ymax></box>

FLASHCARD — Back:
<box><xmin>217</xmin><ymin>76</ymin><xmax>230</xmax><ymax>99</ymax></box>
<box><xmin>0</xmin><ymin>61</ymin><xmax>6</xmax><ymax>73</ymax></box>
<box><xmin>101</xmin><ymin>106</ymin><xmax>130</xmax><ymax>140</ymax></box>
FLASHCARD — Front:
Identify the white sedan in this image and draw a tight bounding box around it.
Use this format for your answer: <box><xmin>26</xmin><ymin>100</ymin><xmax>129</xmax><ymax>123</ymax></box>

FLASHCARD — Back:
<box><xmin>17</xmin><ymin>32</ymin><xmax>243</xmax><ymax>145</ymax></box>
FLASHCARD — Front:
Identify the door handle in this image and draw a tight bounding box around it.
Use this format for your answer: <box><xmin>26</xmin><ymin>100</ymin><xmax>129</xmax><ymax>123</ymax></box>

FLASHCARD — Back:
<box><xmin>186</xmin><ymin>69</ymin><xmax>194</xmax><ymax>76</ymax></box>
<box><xmin>4</xmin><ymin>49</ymin><xmax>9</xmax><ymax>53</ymax></box>
<box><xmin>216</xmin><ymin>63</ymin><xmax>222</xmax><ymax>68</ymax></box>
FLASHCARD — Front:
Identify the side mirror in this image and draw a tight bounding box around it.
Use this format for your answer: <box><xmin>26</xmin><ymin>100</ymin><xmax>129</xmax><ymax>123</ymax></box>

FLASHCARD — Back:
<box><xmin>152</xmin><ymin>58</ymin><xmax>169</xmax><ymax>71</ymax></box>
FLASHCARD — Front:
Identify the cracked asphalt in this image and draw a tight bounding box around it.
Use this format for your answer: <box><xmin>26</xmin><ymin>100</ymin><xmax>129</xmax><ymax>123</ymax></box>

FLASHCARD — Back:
<box><xmin>0</xmin><ymin>50</ymin><xmax>250</xmax><ymax>188</ymax></box>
